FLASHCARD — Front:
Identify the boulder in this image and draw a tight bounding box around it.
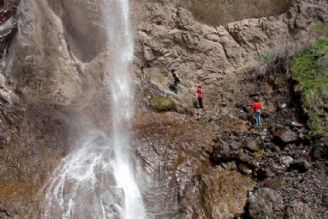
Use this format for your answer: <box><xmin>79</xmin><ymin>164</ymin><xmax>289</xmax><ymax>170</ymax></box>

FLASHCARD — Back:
<box><xmin>273</xmin><ymin>128</ymin><xmax>298</xmax><ymax>145</ymax></box>
<box><xmin>210</xmin><ymin>144</ymin><xmax>237</xmax><ymax>164</ymax></box>
<box><xmin>243</xmin><ymin>138</ymin><xmax>261</xmax><ymax>152</ymax></box>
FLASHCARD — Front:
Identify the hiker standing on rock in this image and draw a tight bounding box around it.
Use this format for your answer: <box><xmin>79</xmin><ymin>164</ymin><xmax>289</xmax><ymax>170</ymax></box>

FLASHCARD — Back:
<box><xmin>170</xmin><ymin>69</ymin><xmax>180</xmax><ymax>94</ymax></box>
<box><xmin>252</xmin><ymin>98</ymin><xmax>262</xmax><ymax>126</ymax></box>
<box><xmin>197</xmin><ymin>84</ymin><xmax>203</xmax><ymax>109</ymax></box>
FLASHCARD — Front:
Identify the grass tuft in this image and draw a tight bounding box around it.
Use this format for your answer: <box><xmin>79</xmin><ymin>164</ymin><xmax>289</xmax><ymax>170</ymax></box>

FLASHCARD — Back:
<box><xmin>149</xmin><ymin>97</ymin><xmax>177</xmax><ymax>112</ymax></box>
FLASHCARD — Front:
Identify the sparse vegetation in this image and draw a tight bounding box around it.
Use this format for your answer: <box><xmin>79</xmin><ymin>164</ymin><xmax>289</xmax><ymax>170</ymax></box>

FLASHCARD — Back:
<box><xmin>291</xmin><ymin>39</ymin><xmax>328</xmax><ymax>137</ymax></box>
<box><xmin>149</xmin><ymin>97</ymin><xmax>177</xmax><ymax>112</ymax></box>
<box><xmin>311</xmin><ymin>21</ymin><xmax>328</xmax><ymax>37</ymax></box>
<box><xmin>149</xmin><ymin>96</ymin><xmax>192</xmax><ymax>114</ymax></box>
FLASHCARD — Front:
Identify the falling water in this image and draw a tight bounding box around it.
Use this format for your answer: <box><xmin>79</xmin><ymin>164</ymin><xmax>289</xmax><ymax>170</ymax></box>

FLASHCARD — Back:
<box><xmin>105</xmin><ymin>0</ymin><xmax>147</xmax><ymax>218</ymax></box>
<box><xmin>41</xmin><ymin>0</ymin><xmax>147</xmax><ymax>218</ymax></box>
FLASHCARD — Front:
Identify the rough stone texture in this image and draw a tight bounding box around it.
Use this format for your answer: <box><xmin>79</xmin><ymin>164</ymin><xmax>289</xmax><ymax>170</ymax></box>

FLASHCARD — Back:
<box><xmin>285</xmin><ymin>201</ymin><xmax>316</xmax><ymax>219</ymax></box>
<box><xmin>0</xmin><ymin>0</ymin><xmax>18</xmax><ymax>60</ymax></box>
<box><xmin>177</xmin><ymin>0</ymin><xmax>291</xmax><ymax>26</ymax></box>
<box><xmin>4</xmin><ymin>0</ymin><xmax>108</xmax><ymax>106</ymax></box>
<box><xmin>133</xmin><ymin>112</ymin><xmax>255</xmax><ymax>219</ymax></box>
<box><xmin>246</xmin><ymin>188</ymin><xmax>284</xmax><ymax>219</ymax></box>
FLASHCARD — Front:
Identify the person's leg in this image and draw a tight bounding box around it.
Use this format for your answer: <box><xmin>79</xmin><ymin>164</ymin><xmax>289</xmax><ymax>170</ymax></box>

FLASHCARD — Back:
<box><xmin>258</xmin><ymin>112</ymin><xmax>262</xmax><ymax>125</ymax></box>
<box><xmin>255</xmin><ymin>112</ymin><xmax>260</xmax><ymax>125</ymax></box>
<box><xmin>173</xmin><ymin>81</ymin><xmax>179</xmax><ymax>93</ymax></box>
<box><xmin>198</xmin><ymin>98</ymin><xmax>203</xmax><ymax>108</ymax></box>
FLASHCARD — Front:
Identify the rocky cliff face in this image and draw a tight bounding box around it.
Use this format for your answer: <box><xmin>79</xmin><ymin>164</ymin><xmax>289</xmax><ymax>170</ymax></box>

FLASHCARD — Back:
<box><xmin>134</xmin><ymin>0</ymin><xmax>328</xmax><ymax>108</ymax></box>
<box><xmin>0</xmin><ymin>0</ymin><xmax>327</xmax><ymax>218</ymax></box>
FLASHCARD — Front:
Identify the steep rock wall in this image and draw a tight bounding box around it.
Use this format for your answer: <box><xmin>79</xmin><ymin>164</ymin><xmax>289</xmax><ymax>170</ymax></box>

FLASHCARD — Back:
<box><xmin>133</xmin><ymin>0</ymin><xmax>328</xmax><ymax>108</ymax></box>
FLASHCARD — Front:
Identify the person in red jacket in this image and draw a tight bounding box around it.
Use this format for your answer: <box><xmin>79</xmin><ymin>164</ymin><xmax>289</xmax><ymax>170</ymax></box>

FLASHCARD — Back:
<box><xmin>252</xmin><ymin>98</ymin><xmax>262</xmax><ymax>126</ymax></box>
<box><xmin>197</xmin><ymin>84</ymin><xmax>203</xmax><ymax>109</ymax></box>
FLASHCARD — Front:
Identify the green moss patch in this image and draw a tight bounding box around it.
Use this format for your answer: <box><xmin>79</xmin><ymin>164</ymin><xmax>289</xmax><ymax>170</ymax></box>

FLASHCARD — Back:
<box><xmin>291</xmin><ymin>39</ymin><xmax>328</xmax><ymax>137</ymax></box>
<box><xmin>149</xmin><ymin>97</ymin><xmax>193</xmax><ymax>115</ymax></box>
<box><xmin>149</xmin><ymin>97</ymin><xmax>177</xmax><ymax>112</ymax></box>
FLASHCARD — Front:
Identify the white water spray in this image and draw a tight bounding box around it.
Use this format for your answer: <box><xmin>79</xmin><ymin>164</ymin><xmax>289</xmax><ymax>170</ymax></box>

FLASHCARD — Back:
<box><xmin>41</xmin><ymin>0</ymin><xmax>147</xmax><ymax>218</ymax></box>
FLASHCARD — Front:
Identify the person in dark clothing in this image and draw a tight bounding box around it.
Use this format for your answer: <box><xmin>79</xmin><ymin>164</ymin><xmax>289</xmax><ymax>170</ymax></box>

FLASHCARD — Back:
<box><xmin>197</xmin><ymin>84</ymin><xmax>203</xmax><ymax>109</ymax></box>
<box><xmin>252</xmin><ymin>98</ymin><xmax>262</xmax><ymax>126</ymax></box>
<box><xmin>170</xmin><ymin>69</ymin><xmax>180</xmax><ymax>94</ymax></box>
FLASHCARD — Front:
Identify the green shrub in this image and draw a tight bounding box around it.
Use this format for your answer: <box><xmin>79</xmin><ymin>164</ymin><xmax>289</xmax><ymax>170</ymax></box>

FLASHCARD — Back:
<box><xmin>291</xmin><ymin>39</ymin><xmax>328</xmax><ymax>137</ymax></box>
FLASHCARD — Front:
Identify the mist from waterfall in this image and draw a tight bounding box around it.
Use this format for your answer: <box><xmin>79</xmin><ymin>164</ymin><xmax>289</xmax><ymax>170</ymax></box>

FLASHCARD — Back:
<box><xmin>41</xmin><ymin>0</ymin><xmax>147</xmax><ymax>218</ymax></box>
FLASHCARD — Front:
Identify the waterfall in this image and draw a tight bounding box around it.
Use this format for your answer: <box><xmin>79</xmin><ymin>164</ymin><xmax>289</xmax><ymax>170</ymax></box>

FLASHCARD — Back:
<box><xmin>41</xmin><ymin>0</ymin><xmax>147</xmax><ymax>218</ymax></box>
<box><xmin>105</xmin><ymin>0</ymin><xmax>147</xmax><ymax>218</ymax></box>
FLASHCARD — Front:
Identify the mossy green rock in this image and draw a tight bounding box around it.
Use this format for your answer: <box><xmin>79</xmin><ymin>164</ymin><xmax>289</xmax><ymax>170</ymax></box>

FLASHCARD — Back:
<box><xmin>149</xmin><ymin>97</ymin><xmax>176</xmax><ymax>112</ymax></box>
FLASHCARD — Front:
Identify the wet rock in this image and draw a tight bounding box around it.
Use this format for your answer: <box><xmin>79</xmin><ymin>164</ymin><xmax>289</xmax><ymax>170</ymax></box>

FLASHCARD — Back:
<box><xmin>245</xmin><ymin>188</ymin><xmax>284</xmax><ymax>219</ymax></box>
<box><xmin>243</xmin><ymin>138</ymin><xmax>261</xmax><ymax>152</ymax></box>
<box><xmin>273</xmin><ymin>128</ymin><xmax>298</xmax><ymax>145</ymax></box>
<box><xmin>285</xmin><ymin>201</ymin><xmax>316</xmax><ymax>219</ymax></box>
